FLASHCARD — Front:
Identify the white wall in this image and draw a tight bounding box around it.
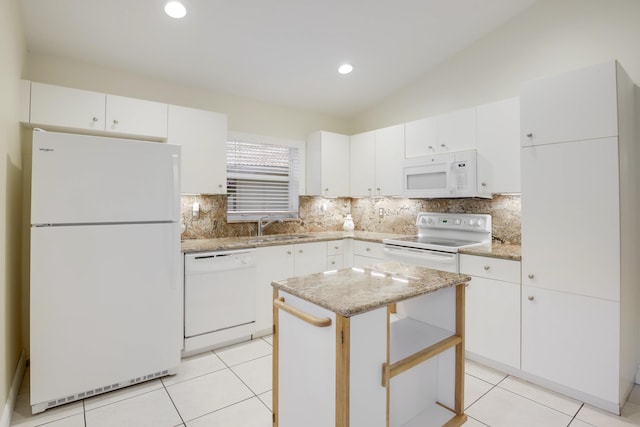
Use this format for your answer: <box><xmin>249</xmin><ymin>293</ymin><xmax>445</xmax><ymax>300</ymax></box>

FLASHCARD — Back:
<box><xmin>0</xmin><ymin>0</ymin><xmax>25</xmax><ymax>419</ymax></box>
<box><xmin>26</xmin><ymin>53</ymin><xmax>352</xmax><ymax>141</ymax></box>
<box><xmin>351</xmin><ymin>0</ymin><xmax>640</xmax><ymax>132</ymax></box>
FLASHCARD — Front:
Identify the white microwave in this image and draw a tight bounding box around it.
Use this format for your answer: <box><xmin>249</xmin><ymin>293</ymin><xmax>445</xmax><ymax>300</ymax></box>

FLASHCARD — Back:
<box><xmin>402</xmin><ymin>150</ymin><xmax>488</xmax><ymax>199</ymax></box>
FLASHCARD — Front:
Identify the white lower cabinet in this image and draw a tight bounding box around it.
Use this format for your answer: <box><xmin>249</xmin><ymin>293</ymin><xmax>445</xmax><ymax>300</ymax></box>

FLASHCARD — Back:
<box><xmin>254</xmin><ymin>241</ymin><xmax>329</xmax><ymax>336</ymax></box>
<box><xmin>254</xmin><ymin>245</ymin><xmax>295</xmax><ymax>336</ymax></box>
<box><xmin>521</xmin><ymin>286</ymin><xmax>619</xmax><ymax>404</ymax></box>
<box><xmin>459</xmin><ymin>254</ymin><xmax>520</xmax><ymax>369</ymax></box>
<box><xmin>352</xmin><ymin>241</ymin><xmax>384</xmax><ymax>268</ymax></box>
<box><xmin>293</xmin><ymin>242</ymin><xmax>328</xmax><ymax>276</ymax></box>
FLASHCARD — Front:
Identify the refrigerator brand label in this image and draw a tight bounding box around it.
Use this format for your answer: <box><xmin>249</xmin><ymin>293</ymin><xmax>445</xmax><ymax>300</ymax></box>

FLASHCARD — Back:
<box><xmin>38</xmin><ymin>148</ymin><xmax>54</xmax><ymax>152</ymax></box>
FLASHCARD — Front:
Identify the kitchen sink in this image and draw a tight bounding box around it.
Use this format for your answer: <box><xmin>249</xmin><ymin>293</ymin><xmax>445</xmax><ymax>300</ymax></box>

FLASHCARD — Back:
<box><xmin>248</xmin><ymin>234</ymin><xmax>308</xmax><ymax>243</ymax></box>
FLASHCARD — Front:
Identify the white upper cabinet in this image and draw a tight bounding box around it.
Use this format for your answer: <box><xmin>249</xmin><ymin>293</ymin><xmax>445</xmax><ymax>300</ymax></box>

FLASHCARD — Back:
<box><xmin>404</xmin><ymin>107</ymin><xmax>476</xmax><ymax>158</ymax></box>
<box><xmin>476</xmin><ymin>97</ymin><xmax>521</xmax><ymax>193</ymax></box>
<box><xmin>167</xmin><ymin>104</ymin><xmax>228</xmax><ymax>194</ymax></box>
<box><xmin>350</xmin><ymin>131</ymin><xmax>376</xmax><ymax>197</ymax></box>
<box><xmin>520</xmin><ymin>61</ymin><xmax>618</xmax><ymax>146</ymax></box>
<box><xmin>105</xmin><ymin>94</ymin><xmax>167</xmax><ymax>139</ymax></box>
<box><xmin>374</xmin><ymin>124</ymin><xmax>404</xmax><ymax>196</ymax></box>
<box><xmin>437</xmin><ymin>107</ymin><xmax>477</xmax><ymax>153</ymax></box>
<box><xmin>350</xmin><ymin>125</ymin><xmax>404</xmax><ymax>197</ymax></box>
<box><xmin>404</xmin><ymin>116</ymin><xmax>437</xmax><ymax>158</ymax></box>
<box><xmin>306</xmin><ymin>131</ymin><xmax>350</xmax><ymax>196</ymax></box>
<box><xmin>30</xmin><ymin>82</ymin><xmax>106</xmax><ymax>132</ymax></box>
<box><xmin>29</xmin><ymin>82</ymin><xmax>168</xmax><ymax>139</ymax></box>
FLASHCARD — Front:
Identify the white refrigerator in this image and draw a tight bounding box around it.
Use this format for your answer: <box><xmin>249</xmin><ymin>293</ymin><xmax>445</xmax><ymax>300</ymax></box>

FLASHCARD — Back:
<box><xmin>30</xmin><ymin>130</ymin><xmax>182</xmax><ymax>414</ymax></box>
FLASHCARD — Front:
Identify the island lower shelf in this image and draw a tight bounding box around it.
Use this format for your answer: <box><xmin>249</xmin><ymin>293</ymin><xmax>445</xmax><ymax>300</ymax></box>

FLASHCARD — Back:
<box><xmin>271</xmin><ymin>262</ymin><xmax>470</xmax><ymax>427</ymax></box>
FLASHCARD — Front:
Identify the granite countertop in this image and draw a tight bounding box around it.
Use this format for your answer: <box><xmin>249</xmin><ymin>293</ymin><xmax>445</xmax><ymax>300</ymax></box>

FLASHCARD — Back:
<box><xmin>458</xmin><ymin>243</ymin><xmax>521</xmax><ymax>261</ymax></box>
<box><xmin>181</xmin><ymin>231</ymin><xmax>407</xmax><ymax>253</ymax></box>
<box><xmin>272</xmin><ymin>261</ymin><xmax>471</xmax><ymax>318</ymax></box>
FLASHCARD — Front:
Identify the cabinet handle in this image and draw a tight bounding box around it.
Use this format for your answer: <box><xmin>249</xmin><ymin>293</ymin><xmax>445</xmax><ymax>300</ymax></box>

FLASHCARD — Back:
<box><xmin>440</xmin><ymin>144</ymin><xmax>446</xmax><ymax>147</ymax></box>
<box><xmin>113</xmin><ymin>119</ymin><xmax>119</xmax><ymax>125</ymax></box>
<box><xmin>528</xmin><ymin>274</ymin><xmax>535</xmax><ymax>279</ymax></box>
<box><xmin>274</xmin><ymin>297</ymin><xmax>332</xmax><ymax>327</ymax></box>
<box><xmin>334</xmin><ymin>246</ymin><xmax>339</xmax><ymax>250</ymax></box>
<box><xmin>483</xmin><ymin>265</ymin><xmax>490</xmax><ymax>271</ymax></box>
<box><xmin>366</xmin><ymin>247</ymin><xmax>371</xmax><ymax>252</ymax></box>
<box><xmin>481</xmin><ymin>182</ymin><xmax>487</xmax><ymax>187</ymax></box>
<box><xmin>287</xmin><ymin>251</ymin><xmax>292</xmax><ymax>255</ymax></box>
<box><xmin>330</xmin><ymin>261</ymin><xmax>336</xmax><ymax>265</ymax></box>
<box><xmin>92</xmin><ymin>117</ymin><xmax>99</xmax><ymax>123</ymax></box>
<box><xmin>428</xmin><ymin>145</ymin><xmax>433</xmax><ymax>150</ymax></box>
<box><xmin>218</xmin><ymin>184</ymin><xmax>222</xmax><ymax>188</ymax></box>
<box><xmin>298</xmin><ymin>250</ymin><xmax>303</xmax><ymax>254</ymax></box>
<box><xmin>324</xmin><ymin>188</ymin><xmax>329</xmax><ymax>192</ymax></box>
<box><xmin>526</xmin><ymin>133</ymin><xmax>533</xmax><ymax>138</ymax></box>
<box><xmin>528</xmin><ymin>296</ymin><xmax>535</xmax><ymax>301</ymax></box>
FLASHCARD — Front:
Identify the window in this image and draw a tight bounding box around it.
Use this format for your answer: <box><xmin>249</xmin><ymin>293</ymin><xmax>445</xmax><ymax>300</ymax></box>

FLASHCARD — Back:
<box><xmin>227</xmin><ymin>138</ymin><xmax>300</xmax><ymax>221</ymax></box>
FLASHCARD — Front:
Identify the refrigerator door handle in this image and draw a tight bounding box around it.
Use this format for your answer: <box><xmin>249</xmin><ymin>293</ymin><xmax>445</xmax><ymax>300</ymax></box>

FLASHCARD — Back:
<box><xmin>172</xmin><ymin>154</ymin><xmax>180</xmax><ymax>221</ymax></box>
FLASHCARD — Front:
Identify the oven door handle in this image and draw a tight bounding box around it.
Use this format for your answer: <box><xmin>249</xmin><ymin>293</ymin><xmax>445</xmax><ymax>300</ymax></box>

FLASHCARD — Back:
<box><xmin>383</xmin><ymin>247</ymin><xmax>456</xmax><ymax>263</ymax></box>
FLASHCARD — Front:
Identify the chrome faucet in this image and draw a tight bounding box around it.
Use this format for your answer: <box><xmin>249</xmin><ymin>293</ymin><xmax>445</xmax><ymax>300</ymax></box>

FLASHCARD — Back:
<box><xmin>257</xmin><ymin>216</ymin><xmax>283</xmax><ymax>236</ymax></box>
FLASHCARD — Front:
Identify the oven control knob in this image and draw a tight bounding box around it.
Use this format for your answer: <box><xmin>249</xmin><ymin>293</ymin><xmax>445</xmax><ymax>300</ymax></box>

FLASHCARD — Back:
<box><xmin>427</xmin><ymin>218</ymin><xmax>435</xmax><ymax>224</ymax></box>
<box><xmin>468</xmin><ymin>219</ymin><xmax>476</xmax><ymax>226</ymax></box>
<box><xmin>454</xmin><ymin>218</ymin><xmax>461</xmax><ymax>225</ymax></box>
<box><xmin>476</xmin><ymin>220</ymin><xmax>483</xmax><ymax>227</ymax></box>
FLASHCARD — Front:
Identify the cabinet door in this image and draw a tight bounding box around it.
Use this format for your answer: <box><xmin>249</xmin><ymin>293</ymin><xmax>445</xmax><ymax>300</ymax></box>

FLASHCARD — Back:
<box><xmin>405</xmin><ymin>116</ymin><xmax>437</xmax><ymax>158</ymax></box>
<box><xmin>374</xmin><ymin>124</ymin><xmax>404</xmax><ymax>196</ymax></box>
<box><xmin>465</xmin><ymin>276</ymin><xmax>520</xmax><ymax>368</ymax></box>
<box><xmin>168</xmin><ymin>105</ymin><xmax>228</xmax><ymax>194</ymax></box>
<box><xmin>520</xmin><ymin>61</ymin><xmax>618</xmax><ymax>146</ymax></box>
<box><xmin>106</xmin><ymin>94</ymin><xmax>168</xmax><ymax>139</ymax></box>
<box><xmin>30</xmin><ymin>82</ymin><xmax>106</xmax><ymax>131</ymax></box>
<box><xmin>321</xmin><ymin>132</ymin><xmax>350</xmax><ymax>196</ymax></box>
<box><xmin>521</xmin><ymin>286</ymin><xmax>619</xmax><ymax>403</ymax></box>
<box><xmin>294</xmin><ymin>242</ymin><xmax>327</xmax><ymax>276</ymax></box>
<box><xmin>306</xmin><ymin>131</ymin><xmax>350</xmax><ymax>196</ymax></box>
<box><xmin>476</xmin><ymin>97</ymin><xmax>521</xmax><ymax>193</ymax></box>
<box><xmin>255</xmin><ymin>245</ymin><xmax>294</xmax><ymax>336</ymax></box>
<box><xmin>437</xmin><ymin>107</ymin><xmax>477</xmax><ymax>153</ymax></box>
<box><xmin>521</xmin><ymin>138</ymin><xmax>620</xmax><ymax>300</ymax></box>
<box><xmin>350</xmin><ymin>131</ymin><xmax>376</xmax><ymax>196</ymax></box>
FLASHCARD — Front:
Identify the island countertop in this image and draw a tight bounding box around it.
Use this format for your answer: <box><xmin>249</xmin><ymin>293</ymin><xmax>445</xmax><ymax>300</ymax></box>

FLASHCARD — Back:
<box><xmin>271</xmin><ymin>261</ymin><xmax>471</xmax><ymax>318</ymax></box>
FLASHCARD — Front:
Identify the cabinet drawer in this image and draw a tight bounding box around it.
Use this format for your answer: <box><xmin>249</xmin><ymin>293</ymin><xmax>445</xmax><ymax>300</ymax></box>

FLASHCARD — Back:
<box><xmin>459</xmin><ymin>254</ymin><xmax>520</xmax><ymax>283</ymax></box>
<box><xmin>353</xmin><ymin>240</ymin><xmax>384</xmax><ymax>259</ymax></box>
<box><xmin>327</xmin><ymin>255</ymin><xmax>344</xmax><ymax>270</ymax></box>
<box><xmin>327</xmin><ymin>240</ymin><xmax>344</xmax><ymax>256</ymax></box>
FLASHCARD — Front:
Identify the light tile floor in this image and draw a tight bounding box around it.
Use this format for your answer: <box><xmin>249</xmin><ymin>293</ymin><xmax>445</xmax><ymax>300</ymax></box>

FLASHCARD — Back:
<box><xmin>10</xmin><ymin>337</ymin><xmax>640</xmax><ymax>426</ymax></box>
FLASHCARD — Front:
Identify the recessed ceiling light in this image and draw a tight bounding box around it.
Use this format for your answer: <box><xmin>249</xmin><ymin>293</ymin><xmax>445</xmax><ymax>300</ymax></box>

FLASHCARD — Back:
<box><xmin>164</xmin><ymin>1</ymin><xmax>187</xmax><ymax>19</ymax></box>
<box><xmin>338</xmin><ymin>64</ymin><xmax>354</xmax><ymax>75</ymax></box>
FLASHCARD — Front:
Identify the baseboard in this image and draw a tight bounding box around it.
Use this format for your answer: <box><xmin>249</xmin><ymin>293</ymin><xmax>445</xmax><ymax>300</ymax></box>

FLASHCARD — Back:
<box><xmin>635</xmin><ymin>364</ymin><xmax>640</xmax><ymax>384</ymax></box>
<box><xmin>0</xmin><ymin>350</ymin><xmax>26</xmax><ymax>427</ymax></box>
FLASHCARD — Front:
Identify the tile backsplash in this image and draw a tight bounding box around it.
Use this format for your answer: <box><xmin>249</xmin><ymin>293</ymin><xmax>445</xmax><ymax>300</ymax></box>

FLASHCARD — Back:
<box><xmin>181</xmin><ymin>194</ymin><xmax>521</xmax><ymax>244</ymax></box>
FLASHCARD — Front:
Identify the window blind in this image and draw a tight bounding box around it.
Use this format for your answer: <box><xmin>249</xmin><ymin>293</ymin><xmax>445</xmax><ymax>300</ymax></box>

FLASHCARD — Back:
<box><xmin>227</xmin><ymin>140</ymin><xmax>300</xmax><ymax>220</ymax></box>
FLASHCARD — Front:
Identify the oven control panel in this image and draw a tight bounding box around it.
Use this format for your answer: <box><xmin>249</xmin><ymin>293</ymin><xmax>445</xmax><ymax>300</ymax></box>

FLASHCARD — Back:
<box><xmin>416</xmin><ymin>212</ymin><xmax>491</xmax><ymax>232</ymax></box>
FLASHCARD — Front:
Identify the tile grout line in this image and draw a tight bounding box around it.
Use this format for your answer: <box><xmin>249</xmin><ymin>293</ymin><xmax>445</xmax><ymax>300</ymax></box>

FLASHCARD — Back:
<box><xmin>493</xmin><ymin>382</ymin><xmax>582</xmax><ymax>420</ymax></box>
<box><xmin>161</xmin><ymin>378</ymin><xmax>186</xmax><ymax>426</ymax></box>
<box><xmin>565</xmin><ymin>403</ymin><xmax>585</xmax><ymax>427</ymax></box>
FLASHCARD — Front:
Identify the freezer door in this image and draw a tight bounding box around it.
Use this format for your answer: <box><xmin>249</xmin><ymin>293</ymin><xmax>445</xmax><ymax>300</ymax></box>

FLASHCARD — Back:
<box><xmin>30</xmin><ymin>223</ymin><xmax>181</xmax><ymax>406</ymax></box>
<box><xmin>31</xmin><ymin>131</ymin><xmax>180</xmax><ymax>224</ymax></box>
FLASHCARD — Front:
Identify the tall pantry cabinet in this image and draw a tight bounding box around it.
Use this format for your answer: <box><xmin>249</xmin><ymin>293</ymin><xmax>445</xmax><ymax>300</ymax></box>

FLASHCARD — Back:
<box><xmin>520</xmin><ymin>61</ymin><xmax>639</xmax><ymax>413</ymax></box>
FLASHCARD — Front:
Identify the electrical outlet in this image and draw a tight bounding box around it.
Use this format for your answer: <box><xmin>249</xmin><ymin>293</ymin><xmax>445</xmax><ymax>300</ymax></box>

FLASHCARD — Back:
<box><xmin>378</xmin><ymin>208</ymin><xmax>384</xmax><ymax>218</ymax></box>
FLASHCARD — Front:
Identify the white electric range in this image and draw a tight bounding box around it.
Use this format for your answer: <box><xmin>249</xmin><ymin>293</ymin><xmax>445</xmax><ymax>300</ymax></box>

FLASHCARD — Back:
<box><xmin>382</xmin><ymin>212</ymin><xmax>491</xmax><ymax>273</ymax></box>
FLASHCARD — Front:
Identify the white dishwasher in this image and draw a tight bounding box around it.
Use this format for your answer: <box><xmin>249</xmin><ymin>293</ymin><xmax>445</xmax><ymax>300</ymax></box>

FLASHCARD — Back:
<box><xmin>184</xmin><ymin>249</ymin><xmax>256</xmax><ymax>356</ymax></box>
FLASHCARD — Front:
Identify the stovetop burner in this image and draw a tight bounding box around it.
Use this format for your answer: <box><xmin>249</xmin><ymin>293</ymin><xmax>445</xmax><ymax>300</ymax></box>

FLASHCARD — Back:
<box><xmin>383</xmin><ymin>212</ymin><xmax>492</xmax><ymax>253</ymax></box>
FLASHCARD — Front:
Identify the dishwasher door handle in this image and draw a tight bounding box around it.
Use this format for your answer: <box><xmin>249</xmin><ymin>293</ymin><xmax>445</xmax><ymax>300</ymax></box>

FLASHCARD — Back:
<box><xmin>274</xmin><ymin>297</ymin><xmax>332</xmax><ymax>327</ymax></box>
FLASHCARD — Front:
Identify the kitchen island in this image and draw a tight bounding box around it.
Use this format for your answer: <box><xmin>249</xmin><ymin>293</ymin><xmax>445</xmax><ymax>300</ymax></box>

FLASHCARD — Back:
<box><xmin>271</xmin><ymin>261</ymin><xmax>471</xmax><ymax>427</ymax></box>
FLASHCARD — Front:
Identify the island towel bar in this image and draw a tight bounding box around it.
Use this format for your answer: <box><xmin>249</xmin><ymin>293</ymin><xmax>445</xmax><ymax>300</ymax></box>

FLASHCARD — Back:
<box><xmin>274</xmin><ymin>297</ymin><xmax>332</xmax><ymax>327</ymax></box>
